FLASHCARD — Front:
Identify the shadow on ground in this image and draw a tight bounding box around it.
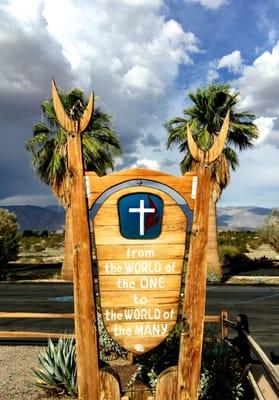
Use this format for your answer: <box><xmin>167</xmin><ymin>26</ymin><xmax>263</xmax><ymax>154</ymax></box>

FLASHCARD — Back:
<box><xmin>1</xmin><ymin>263</ymin><xmax>62</xmax><ymax>281</ymax></box>
<box><xmin>222</xmin><ymin>254</ymin><xmax>279</xmax><ymax>282</ymax></box>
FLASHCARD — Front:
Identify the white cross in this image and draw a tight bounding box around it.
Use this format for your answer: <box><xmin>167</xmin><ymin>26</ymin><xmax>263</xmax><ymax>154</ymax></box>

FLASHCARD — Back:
<box><xmin>129</xmin><ymin>199</ymin><xmax>155</xmax><ymax>236</ymax></box>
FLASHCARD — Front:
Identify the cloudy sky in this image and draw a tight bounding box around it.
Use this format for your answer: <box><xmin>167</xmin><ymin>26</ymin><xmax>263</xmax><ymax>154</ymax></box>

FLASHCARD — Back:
<box><xmin>0</xmin><ymin>0</ymin><xmax>279</xmax><ymax>208</ymax></box>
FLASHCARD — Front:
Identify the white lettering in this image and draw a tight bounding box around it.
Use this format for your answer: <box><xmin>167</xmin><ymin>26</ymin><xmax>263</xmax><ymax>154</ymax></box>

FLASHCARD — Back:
<box><xmin>140</xmin><ymin>276</ymin><xmax>165</xmax><ymax>289</ymax></box>
<box><xmin>117</xmin><ymin>278</ymin><xmax>135</xmax><ymax>289</ymax></box>
<box><xmin>126</xmin><ymin>248</ymin><xmax>155</xmax><ymax>258</ymax></box>
<box><xmin>135</xmin><ymin>323</ymin><xmax>169</xmax><ymax>336</ymax></box>
<box><xmin>125</xmin><ymin>261</ymin><xmax>161</xmax><ymax>274</ymax></box>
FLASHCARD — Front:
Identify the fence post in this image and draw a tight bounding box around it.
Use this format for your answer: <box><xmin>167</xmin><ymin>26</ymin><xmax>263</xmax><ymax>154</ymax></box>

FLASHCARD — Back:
<box><xmin>221</xmin><ymin>310</ymin><xmax>228</xmax><ymax>340</ymax></box>
<box><xmin>236</xmin><ymin>313</ymin><xmax>251</xmax><ymax>363</ymax></box>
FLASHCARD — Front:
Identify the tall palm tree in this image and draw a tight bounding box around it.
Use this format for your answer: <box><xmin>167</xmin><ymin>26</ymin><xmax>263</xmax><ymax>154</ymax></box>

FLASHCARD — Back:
<box><xmin>166</xmin><ymin>83</ymin><xmax>259</xmax><ymax>277</ymax></box>
<box><xmin>26</xmin><ymin>88</ymin><xmax>122</xmax><ymax>280</ymax></box>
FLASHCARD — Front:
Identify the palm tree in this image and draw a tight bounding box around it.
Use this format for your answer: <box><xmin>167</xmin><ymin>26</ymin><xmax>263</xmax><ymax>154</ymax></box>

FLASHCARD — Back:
<box><xmin>166</xmin><ymin>83</ymin><xmax>259</xmax><ymax>277</ymax></box>
<box><xmin>26</xmin><ymin>88</ymin><xmax>122</xmax><ymax>280</ymax></box>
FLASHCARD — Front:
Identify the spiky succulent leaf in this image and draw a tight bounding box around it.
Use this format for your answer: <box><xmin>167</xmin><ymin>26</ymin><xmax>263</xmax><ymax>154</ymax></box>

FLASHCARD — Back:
<box><xmin>32</xmin><ymin>337</ymin><xmax>77</xmax><ymax>396</ymax></box>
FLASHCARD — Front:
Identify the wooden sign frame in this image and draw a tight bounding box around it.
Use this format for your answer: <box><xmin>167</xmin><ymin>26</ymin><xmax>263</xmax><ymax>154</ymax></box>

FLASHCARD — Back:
<box><xmin>87</xmin><ymin>172</ymin><xmax>196</xmax><ymax>355</ymax></box>
<box><xmin>52</xmin><ymin>79</ymin><xmax>229</xmax><ymax>400</ymax></box>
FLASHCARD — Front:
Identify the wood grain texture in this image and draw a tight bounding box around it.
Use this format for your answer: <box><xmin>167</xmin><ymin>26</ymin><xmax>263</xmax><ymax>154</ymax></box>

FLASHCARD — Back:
<box><xmin>94</xmin><ymin>205</ymin><xmax>185</xmax><ymax>225</ymax></box>
<box><xmin>0</xmin><ymin>331</ymin><xmax>74</xmax><ymax>339</ymax></box>
<box><xmin>95</xmin><ymin>225</ymin><xmax>186</xmax><ymax>245</ymax></box>
<box><xmin>0</xmin><ymin>312</ymin><xmax>74</xmax><ymax>319</ymax></box>
<box><xmin>53</xmin><ymin>80</ymin><xmax>100</xmax><ymax>400</ymax></box>
<box><xmin>86</xmin><ymin>170</ymin><xmax>196</xmax><ymax>210</ymax></box>
<box><xmin>155</xmin><ymin>366</ymin><xmax>177</xmax><ymax>400</ymax></box>
<box><xmin>124</xmin><ymin>382</ymin><xmax>153</xmax><ymax>400</ymax></box>
<box><xmin>101</xmin><ymin>306</ymin><xmax>178</xmax><ymax>321</ymax></box>
<box><xmin>100</xmin><ymin>291</ymin><xmax>180</xmax><ymax>308</ymax></box>
<box><xmin>94</xmin><ymin>187</ymin><xmax>187</xmax><ymax>246</ymax></box>
<box><xmin>97</xmin><ymin>244</ymin><xmax>186</xmax><ymax>260</ymax></box>
<box><xmin>68</xmin><ymin>132</ymin><xmax>100</xmax><ymax>400</ymax></box>
<box><xmin>98</xmin><ymin>259</ymin><xmax>184</xmax><ymax>276</ymax></box>
<box><xmin>176</xmin><ymin>166</ymin><xmax>211</xmax><ymax>400</ymax></box>
<box><xmin>99</xmin><ymin>275</ymin><xmax>181</xmax><ymax>291</ymax></box>
<box><xmin>94</xmin><ymin>186</ymin><xmax>186</xmax><ymax>355</ymax></box>
<box><xmin>100</xmin><ymin>367</ymin><xmax>121</xmax><ymax>400</ymax></box>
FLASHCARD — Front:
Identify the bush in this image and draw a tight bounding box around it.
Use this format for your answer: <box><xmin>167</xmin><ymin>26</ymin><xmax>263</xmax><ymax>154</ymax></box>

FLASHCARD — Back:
<box><xmin>0</xmin><ymin>208</ymin><xmax>20</xmax><ymax>270</ymax></box>
<box><xmin>219</xmin><ymin>244</ymin><xmax>241</xmax><ymax>262</ymax></box>
<box><xmin>131</xmin><ymin>329</ymin><xmax>247</xmax><ymax>398</ymax></box>
<box><xmin>258</xmin><ymin>209</ymin><xmax>279</xmax><ymax>252</ymax></box>
<box><xmin>199</xmin><ymin>341</ymin><xmax>245</xmax><ymax>399</ymax></box>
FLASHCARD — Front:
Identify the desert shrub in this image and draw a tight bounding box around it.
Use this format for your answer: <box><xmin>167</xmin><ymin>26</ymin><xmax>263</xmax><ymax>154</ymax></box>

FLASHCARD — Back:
<box><xmin>258</xmin><ymin>209</ymin><xmax>279</xmax><ymax>252</ymax></box>
<box><xmin>32</xmin><ymin>316</ymin><xmax>127</xmax><ymax>397</ymax></box>
<box><xmin>128</xmin><ymin>323</ymin><xmax>180</xmax><ymax>392</ymax></box>
<box><xmin>0</xmin><ymin>208</ymin><xmax>20</xmax><ymax>270</ymax></box>
<box><xmin>46</xmin><ymin>233</ymin><xmax>64</xmax><ymax>248</ymax></box>
<box><xmin>219</xmin><ymin>244</ymin><xmax>241</xmax><ymax>262</ymax></box>
<box><xmin>218</xmin><ymin>231</ymin><xmax>262</xmax><ymax>255</ymax></box>
<box><xmin>32</xmin><ymin>338</ymin><xmax>77</xmax><ymax>396</ymax></box>
<box><xmin>132</xmin><ymin>329</ymin><xmax>247</xmax><ymax>398</ymax></box>
<box><xmin>199</xmin><ymin>341</ymin><xmax>245</xmax><ymax>399</ymax></box>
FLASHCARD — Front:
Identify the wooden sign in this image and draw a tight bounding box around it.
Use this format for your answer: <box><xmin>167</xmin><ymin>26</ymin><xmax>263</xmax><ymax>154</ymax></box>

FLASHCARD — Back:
<box><xmin>90</xmin><ymin>175</ymin><xmax>195</xmax><ymax>354</ymax></box>
<box><xmin>52</xmin><ymin>77</ymin><xmax>229</xmax><ymax>399</ymax></box>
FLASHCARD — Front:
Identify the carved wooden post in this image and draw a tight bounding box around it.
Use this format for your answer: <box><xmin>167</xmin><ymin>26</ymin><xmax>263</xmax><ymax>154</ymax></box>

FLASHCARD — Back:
<box><xmin>52</xmin><ymin>80</ymin><xmax>99</xmax><ymax>400</ymax></box>
<box><xmin>176</xmin><ymin>112</ymin><xmax>230</xmax><ymax>400</ymax></box>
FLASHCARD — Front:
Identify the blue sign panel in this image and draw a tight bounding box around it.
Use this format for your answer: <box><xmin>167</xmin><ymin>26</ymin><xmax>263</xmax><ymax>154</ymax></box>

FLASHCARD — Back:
<box><xmin>118</xmin><ymin>193</ymin><xmax>163</xmax><ymax>239</ymax></box>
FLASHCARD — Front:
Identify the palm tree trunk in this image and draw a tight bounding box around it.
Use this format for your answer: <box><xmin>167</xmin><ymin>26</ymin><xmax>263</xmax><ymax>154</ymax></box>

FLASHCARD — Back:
<box><xmin>61</xmin><ymin>206</ymin><xmax>74</xmax><ymax>281</ymax></box>
<box><xmin>206</xmin><ymin>194</ymin><xmax>222</xmax><ymax>277</ymax></box>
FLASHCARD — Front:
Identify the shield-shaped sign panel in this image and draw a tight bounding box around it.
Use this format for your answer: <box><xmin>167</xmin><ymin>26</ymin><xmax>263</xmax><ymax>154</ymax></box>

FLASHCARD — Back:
<box><xmin>94</xmin><ymin>186</ymin><xmax>187</xmax><ymax>354</ymax></box>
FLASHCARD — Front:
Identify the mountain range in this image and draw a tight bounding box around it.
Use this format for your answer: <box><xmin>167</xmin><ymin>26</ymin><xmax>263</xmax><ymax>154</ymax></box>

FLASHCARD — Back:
<box><xmin>0</xmin><ymin>204</ymin><xmax>275</xmax><ymax>232</ymax></box>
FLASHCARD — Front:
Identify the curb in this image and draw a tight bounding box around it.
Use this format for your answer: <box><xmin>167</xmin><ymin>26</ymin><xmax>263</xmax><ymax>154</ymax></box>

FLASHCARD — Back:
<box><xmin>224</xmin><ymin>276</ymin><xmax>279</xmax><ymax>285</ymax></box>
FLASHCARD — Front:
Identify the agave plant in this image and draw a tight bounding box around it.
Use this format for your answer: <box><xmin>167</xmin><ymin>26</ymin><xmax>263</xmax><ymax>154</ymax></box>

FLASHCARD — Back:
<box><xmin>32</xmin><ymin>337</ymin><xmax>77</xmax><ymax>396</ymax></box>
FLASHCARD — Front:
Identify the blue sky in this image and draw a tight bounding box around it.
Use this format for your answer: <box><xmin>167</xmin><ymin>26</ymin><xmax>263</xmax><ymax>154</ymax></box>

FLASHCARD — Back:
<box><xmin>0</xmin><ymin>0</ymin><xmax>278</xmax><ymax>208</ymax></box>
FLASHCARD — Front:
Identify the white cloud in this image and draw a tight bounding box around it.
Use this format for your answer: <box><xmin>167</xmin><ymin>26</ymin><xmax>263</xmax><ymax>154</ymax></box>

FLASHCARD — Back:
<box><xmin>1</xmin><ymin>0</ymin><xmax>200</xmax><ymax>171</ymax></box>
<box><xmin>217</xmin><ymin>50</ymin><xmax>243</xmax><ymax>74</ymax></box>
<box><xmin>254</xmin><ymin>116</ymin><xmax>276</xmax><ymax>145</ymax></box>
<box><xmin>185</xmin><ymin>0</ymin><xmax>229</xmax><ymax>10</ymax></box>
<box><xmin>131</xmin><ymin>159</ymin><xmax>160</xmax><ymax>170</ymax></box>
<box><xmin>41</xmin><ymin>1</ymin><xmax>199</xmax><ymax>95</ymax></box>
<box><xmin>232</xmin><ymin>41</ymin><xmax>279</xmax><ymax>148</ymax></box>
<box><xmin>235</xmin><ymin>42</ymin><xmax>279</xmax><ymax>114</ymax></box>
<box><xmin>39</xmin><ymin>0</ymin><xmax>200</xmax><ymax>163</ymax></box>
<box><xmin>207</xmin><ymin>61</ymin><xmax>220</xmax><ymax>81</ymax></box>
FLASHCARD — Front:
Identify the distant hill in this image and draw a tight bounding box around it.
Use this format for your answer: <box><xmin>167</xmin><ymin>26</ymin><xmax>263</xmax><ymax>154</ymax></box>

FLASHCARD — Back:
<box><xmin>0</xmin><ymin>205</ymin><xmax>65</xmax><ymax>232</ymax></box>
<box><xmin>45</xmin><ymin>205</ymin><xmax>65</xmax><ymax>214</ymax></box>
<box><xmin>217</xmin><ymin>206</ymin><xmax>272</xmax><ymax>231</ymax></box>
<box><xmin>0</xmin><ymin>205</ymin><xmax>274</xmax><ymax>232</ymax></box>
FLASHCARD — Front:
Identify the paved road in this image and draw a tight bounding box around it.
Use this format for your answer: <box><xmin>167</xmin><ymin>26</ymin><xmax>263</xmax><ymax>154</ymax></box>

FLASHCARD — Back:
<box><xmin>0</xmin><ymin>284</ymin><xmax>278</xmax><ymax>358</ymax></box>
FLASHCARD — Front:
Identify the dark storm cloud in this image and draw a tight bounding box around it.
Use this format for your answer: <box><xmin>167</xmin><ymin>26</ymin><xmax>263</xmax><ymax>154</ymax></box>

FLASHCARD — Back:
<box><xmin>0</xmin><ymin>8</ymin><xmax>74</xmax><ymax>202</ymax></box>
<box><xmin>118</xmin><ymin>155</ymin><xmax>138</xmax><ymax>169</ymax></box>
<box><xmin>141</xmin><ymin>133</ymin><xmax>161</xmax><ymax>147</ymax></box>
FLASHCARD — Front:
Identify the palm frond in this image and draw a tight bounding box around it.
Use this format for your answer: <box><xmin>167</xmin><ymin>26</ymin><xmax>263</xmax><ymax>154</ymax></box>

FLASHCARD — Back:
<box><xmin>165</xmin><ymin>82</ymin><xmax>258</xmax><ymax>194</ymax></box>
<box><xmin>26</xmin><ymin>88</ymin><xmax>122</xmax><ymax>204</ymax></box>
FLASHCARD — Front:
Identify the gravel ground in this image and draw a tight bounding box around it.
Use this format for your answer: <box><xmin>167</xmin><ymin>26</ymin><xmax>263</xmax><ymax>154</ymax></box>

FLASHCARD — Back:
<box><xmin>0</xmin><ymin>346</ymin><xmax>138</xmax><ymax>399</ymax></box>
<box><xmin>0</xmin><ymin>346</ymin><xmax>73</xmax><ymax>400</ymax></box>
